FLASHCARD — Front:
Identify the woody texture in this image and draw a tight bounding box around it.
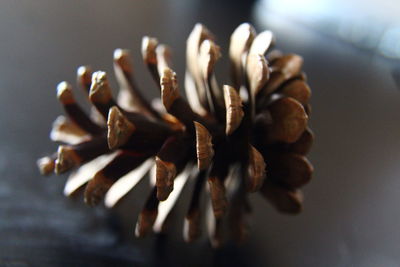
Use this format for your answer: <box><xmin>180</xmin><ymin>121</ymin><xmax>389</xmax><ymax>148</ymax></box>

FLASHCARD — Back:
<box><xmin>37</xmin><ymin>23</ymin><xmax>314</xmax><ymax>247</ymax></box>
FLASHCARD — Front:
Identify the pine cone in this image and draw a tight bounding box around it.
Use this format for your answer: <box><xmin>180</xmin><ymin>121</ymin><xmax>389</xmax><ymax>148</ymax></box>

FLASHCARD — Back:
<box><xmin>37</xmin><ymin>23</ymin><xmax>314</xmax><ymax>247</ymax></box>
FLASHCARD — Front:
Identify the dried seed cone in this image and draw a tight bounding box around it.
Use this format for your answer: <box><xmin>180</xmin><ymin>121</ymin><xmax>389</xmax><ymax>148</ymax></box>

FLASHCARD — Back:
<box><xmin>37</xmin><ymin>23</ymin><xmax>314</xmax><ymax>247</ymax></box>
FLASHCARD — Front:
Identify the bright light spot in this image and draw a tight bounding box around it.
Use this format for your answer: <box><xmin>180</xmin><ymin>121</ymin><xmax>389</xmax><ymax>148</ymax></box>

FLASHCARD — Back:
<box><xmin>378</xmin><ymin>28</ymin><xmax>400</xmax><ymax>58</ymax></box>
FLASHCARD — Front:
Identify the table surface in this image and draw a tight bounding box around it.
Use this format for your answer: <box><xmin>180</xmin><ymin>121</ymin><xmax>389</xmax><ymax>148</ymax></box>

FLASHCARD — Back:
<box><xmin>1</xmin><ymin>1</ymin><xmax>400</xmax><ymax>266</ymax></box>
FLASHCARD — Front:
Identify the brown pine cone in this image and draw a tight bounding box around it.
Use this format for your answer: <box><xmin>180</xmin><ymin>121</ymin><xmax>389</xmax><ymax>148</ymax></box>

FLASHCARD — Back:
<box><xmin>37</xmin><ymin>23</ymin><xmax>314</xmax><ymax>247</ymax></box>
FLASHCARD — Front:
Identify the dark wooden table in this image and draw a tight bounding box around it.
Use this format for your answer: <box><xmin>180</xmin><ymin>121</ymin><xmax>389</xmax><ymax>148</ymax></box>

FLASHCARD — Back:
<box><xmin>1</xmin><ymin>0</ymin><xmax>400</xmax><ymax>266</ymax></box>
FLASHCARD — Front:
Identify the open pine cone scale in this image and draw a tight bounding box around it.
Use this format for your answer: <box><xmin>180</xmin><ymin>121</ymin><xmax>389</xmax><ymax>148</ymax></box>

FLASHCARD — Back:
<box><xmin>37</xmin><ymin>23</ymin><xmax>314</xmax><ymax>247</ymax></box>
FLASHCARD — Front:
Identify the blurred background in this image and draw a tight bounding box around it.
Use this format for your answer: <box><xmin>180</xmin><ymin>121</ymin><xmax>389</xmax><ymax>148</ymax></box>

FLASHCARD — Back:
<box><xmin>1</xmin><ymin>0</ymin><xmax>400</xmax><ymax>266</ymax></box>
